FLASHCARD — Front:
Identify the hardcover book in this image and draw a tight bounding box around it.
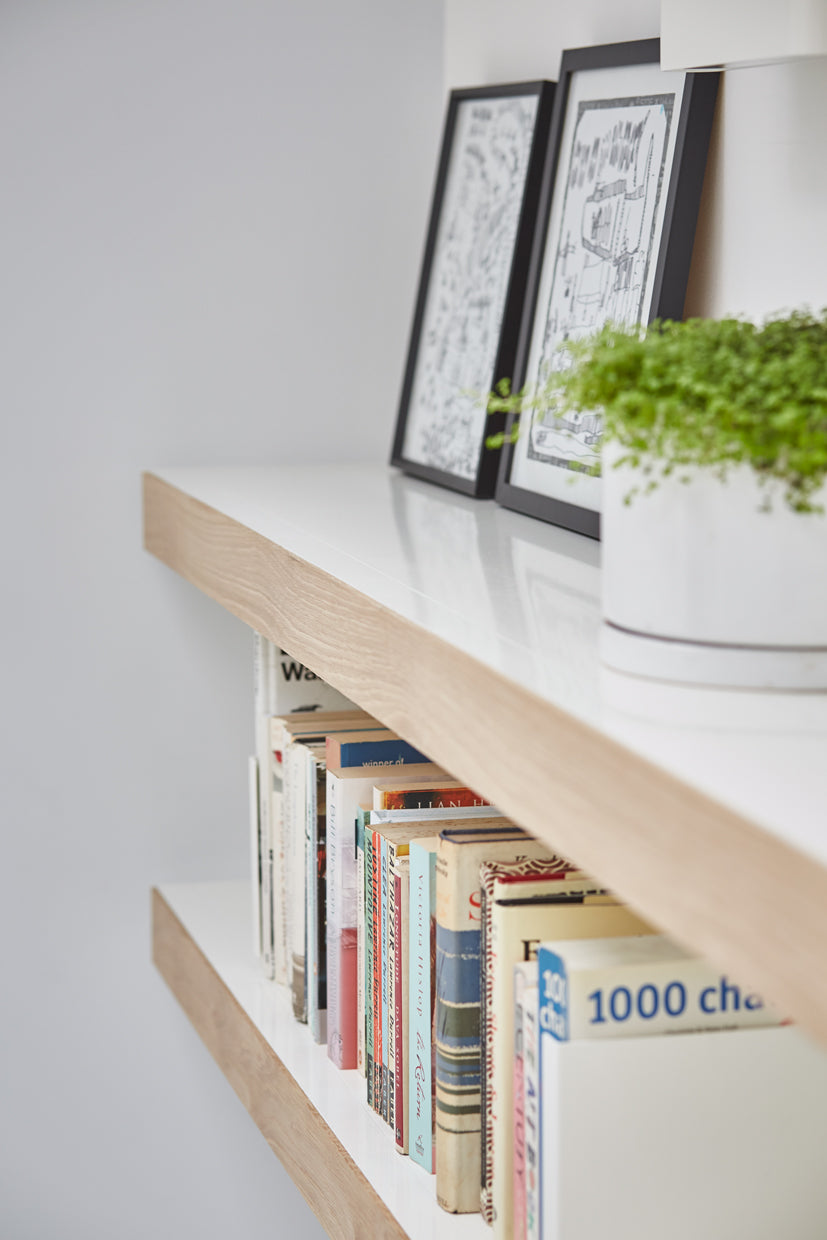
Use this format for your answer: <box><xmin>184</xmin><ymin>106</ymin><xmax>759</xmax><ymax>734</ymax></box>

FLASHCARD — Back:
<box><xmin>434</xmin><ymin>827</ymin><xmax>552</xmax><ymax>1214</ymax></box>
<box><xmin>480</xmin><ymin>871</ymin><xmax>655</xmax><ymax>1236</ymax></box>
<box><xmin>373</xmin><ymin>778</ymin><xmax>491</xmax><ymax>811</ymax></box>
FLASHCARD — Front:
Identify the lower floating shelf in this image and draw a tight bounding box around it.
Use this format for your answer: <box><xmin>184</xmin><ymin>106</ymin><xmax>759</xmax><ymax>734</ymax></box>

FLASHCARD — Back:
<box><xmin>152</xmin><ymin>881</ymin><xmax>487</xmax><ymax>1240</ymax></box>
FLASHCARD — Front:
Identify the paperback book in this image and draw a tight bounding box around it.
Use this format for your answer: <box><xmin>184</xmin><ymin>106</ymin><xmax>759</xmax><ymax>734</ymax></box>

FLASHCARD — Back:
<box><xmin>326</xmin><ymin>761</ymin><xmax>444</xmax><ymax>1068</ymax></box>
<box><xmin>408</xmin><ymin>836</ymin><xmax>439</xmax><ymax>1173</ymax></box>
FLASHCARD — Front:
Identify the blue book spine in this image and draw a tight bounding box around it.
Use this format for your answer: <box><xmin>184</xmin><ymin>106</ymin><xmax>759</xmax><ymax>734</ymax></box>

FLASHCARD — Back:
<box><xmin>537</xmin><ymin>945</ymin><xmax>569</xmax><ymax>1233</ymax></box>
<box><xmin>538</xmin><ymin>946</ymin><xmax>569</xmax><ymax>1042</ymax></box>
<box><xmin>435</xmin><ymin>923</ymin><xmax>483</xmax><ymax>1089</ymax></box>
<box><xmin>337</xmin><ymin>737</ymin><xmax>429</xmax><ymax>767</ymax></box>
<box><xmin>409</xmin><ymin>843</ymin><xmax>436</xmax><ymax>1172</ymax></box>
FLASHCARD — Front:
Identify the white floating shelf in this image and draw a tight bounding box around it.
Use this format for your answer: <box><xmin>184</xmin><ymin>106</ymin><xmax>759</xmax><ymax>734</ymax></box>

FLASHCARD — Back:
<box><xmin>661</xmin><ymin>0</ymin><xmax>827</xmax><ymax>69</ymax></box>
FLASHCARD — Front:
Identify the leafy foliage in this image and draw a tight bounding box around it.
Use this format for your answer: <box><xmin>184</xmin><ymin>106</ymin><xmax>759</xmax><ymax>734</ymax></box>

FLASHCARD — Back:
<box><xmin>487</xmin><ymin>311</ymin><xmax>827</xmax><ymax>512</ymax></box>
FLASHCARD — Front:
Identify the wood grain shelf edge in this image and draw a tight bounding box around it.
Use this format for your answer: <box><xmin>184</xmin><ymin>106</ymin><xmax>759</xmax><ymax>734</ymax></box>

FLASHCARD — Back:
<box><xmin>152</xmin><ymin>888</ymin><xmax>406</xmax><ymax>1240</ymax></box>
<box><xmin>143</xmin><ymin>471</ymin><xmax>827</xmax><ymax>1046</ymax></box>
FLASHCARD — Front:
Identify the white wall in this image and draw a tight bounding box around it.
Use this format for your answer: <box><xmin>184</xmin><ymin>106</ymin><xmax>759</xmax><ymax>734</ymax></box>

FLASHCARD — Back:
<box><xmin>5</xmin><ymin>0</ymin><xmax>824</xmax><ymax>1236</ymax></box>
<box><xmin>0</xmin><ymin>3</ymin><xmax>442</xmax><ymax>1237</ymax></box>
<box><xmin>444</xmin><ymin>0</ymin><xmax>827</xmax><ymax>320</ymax></box>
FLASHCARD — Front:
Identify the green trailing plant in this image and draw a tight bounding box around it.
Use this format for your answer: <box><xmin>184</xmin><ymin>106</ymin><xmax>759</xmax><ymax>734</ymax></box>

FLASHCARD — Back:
<box><xmin>487</xmin><ymin>310</ymin><xmax>827</xmax><ymax>512</ymax></box>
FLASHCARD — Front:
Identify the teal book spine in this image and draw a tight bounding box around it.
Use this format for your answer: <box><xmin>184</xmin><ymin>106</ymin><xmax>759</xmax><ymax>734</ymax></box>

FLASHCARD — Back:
<box><xmin>408</xmin><ymin>841</ymin><xmax>437</xmax><ymax>1172</ymax></box>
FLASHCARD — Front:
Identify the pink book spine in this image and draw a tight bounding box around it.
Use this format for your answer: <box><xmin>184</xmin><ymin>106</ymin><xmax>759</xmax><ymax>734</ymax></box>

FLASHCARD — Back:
<box><xmin>329</xmin><ymin>928</ymin><xmax>358</xmax><ymax>1069</ymax></box>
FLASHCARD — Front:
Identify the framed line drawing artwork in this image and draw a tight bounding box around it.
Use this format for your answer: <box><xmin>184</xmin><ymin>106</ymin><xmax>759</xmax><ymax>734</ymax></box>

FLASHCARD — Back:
<box><xmin>495</xmin><ymin>40</ymin><xmax>719</xmax><ymax>537</ymax></box>
<box><xmin>391</xmin><ymin>80</ymin><xmax>556</xmax><ymax>498</ymax></box>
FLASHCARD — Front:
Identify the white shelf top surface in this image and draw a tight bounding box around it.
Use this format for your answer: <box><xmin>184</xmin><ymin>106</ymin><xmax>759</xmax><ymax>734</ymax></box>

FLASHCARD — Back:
<box><xmin>152</xmin><ymin>463</ymin><xmax>827</xmax><ymax>872</ymax></box>
<box><xmin>160</xmin><ymin>880</ymin><xmax>487</xmax><ymax>1240</ymax></box>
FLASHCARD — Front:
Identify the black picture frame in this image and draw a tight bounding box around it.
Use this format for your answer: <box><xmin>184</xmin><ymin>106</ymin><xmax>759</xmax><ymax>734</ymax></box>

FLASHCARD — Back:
<box><xmin>495</xmin><ymin>39</ymin><xmax>720</xmax><ymax>538</ymax></box>
<box><xmin>390</xmin><ymin>80</ymin><xmax>556</xmax><ymax>498</ymax></box>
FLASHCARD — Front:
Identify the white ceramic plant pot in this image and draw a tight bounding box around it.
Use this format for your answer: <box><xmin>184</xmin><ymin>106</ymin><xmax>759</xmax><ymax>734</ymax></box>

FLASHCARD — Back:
<box><xmin>600</xmin><ymin>446</ymin><xmax>827</xmax><ymax>688</ymax></box>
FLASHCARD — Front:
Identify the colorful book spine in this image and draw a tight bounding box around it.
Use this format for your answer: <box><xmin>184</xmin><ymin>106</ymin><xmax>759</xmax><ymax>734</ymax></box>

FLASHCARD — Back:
<box><xmin>327</xmin><ymin>733</ymin><xmax>430</xmax><ymax>768</ymax></box>
<box><xmin>393</xmin><ymin>853</ymin><xmax>410</xmax><ymax>1153</ymax></box>
<box><xmin>434</xmin><ymin>829</ymin><xmax>551</xmax><ymax>1214</ymax></box>
<box><xmin>356</xmin><ymin>806</ymin><xmax>368</xmax><ymax>1077</ymax></box>
<box><xmin>408</xmin><ymin>838</ymin><xmax>438</xmax><ymax>1173</ymax></box>
<box><xmin>387</xmin><ymin>837</ymin><xmax>397</xmax><ymax>1133</ymax></box>
<box><xmin>381</xmin><ymin>833</ymin><xmax>390</xmax><ymax>1120</ymax></box>
<box><xmin>372</xmin><ymin>825</ymin><xmax>383</xmax><ymax>1107</ymax></box>
<box><xmin>364</xmin><ymin>820</ymin><xmax>375</xmax><ymax>1106</ymax></box>
<box><xmin>325</xmin><ymin>762</ymin><xmax>442</xmax><ymax>1070</ymax></box>
<box><xmin>375</xmin><ymin>784</ymin><xmax>490</xmax><ymax>811</ymax></box>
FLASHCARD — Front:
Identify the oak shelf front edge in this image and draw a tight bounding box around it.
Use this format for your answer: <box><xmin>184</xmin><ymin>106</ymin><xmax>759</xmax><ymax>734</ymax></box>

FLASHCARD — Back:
<box><xmin>143</xmin><ymin>468</ymin><xmax>827</xmax><ymax>1046</ymax></box>
<box><xmin>152</xmin><ymin>887</ymin><xmax>406</xmax><ymax>1240</ymax></box>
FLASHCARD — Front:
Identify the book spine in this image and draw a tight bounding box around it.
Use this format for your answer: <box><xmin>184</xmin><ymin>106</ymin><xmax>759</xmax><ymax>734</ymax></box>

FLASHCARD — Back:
<box><xmin>537</xmin><ymin>947</ymin><xmax>782</xmax><ymax>1041</ymax></box>
<box><xmin>289</xmin><ymin>746</ymin><xmax>307</xmax><ymax>1022</ymax></box>
<box><xmin>306</xmin><ymin>752</ymin><xmax>318</xmax><ymax>1035</ymax></box>
<box><xmin>325</xmin><ymin>768</ymin><xmax>341</xmax><ymax>1064</ymax></box>
<box><xmin>325</xmin><ymin>769</ymin><xmax>360</xmax><ymax>1069</ymax></box>
<box><xmin>365</xmin><ymin>823</ymin><xmax>375</xmax><ymax>1107</ymax></box>
<box><xmin>271</xmin><ymin>719</ymin><xmax>289</xmax><ymax>986</ymax></box>
<box><xmin>512</xmin><ymin>964</ymin><xmax>528</xmax><ymax>1240</ymax></box>
<box><xmin>310</xmin><ymin>760</ymin><xmax>327</xmax><ymax>1043</ymax></box>
<box><xmin>435</xmin><ymin>848</ymin><xmax>484</xmax><ymax>1213</ymax></box>
<box><xmin>356</xmin><ymin>809</ymin><xmax>366</xmax><ymax>1077</ymax></box>
<box><xmin>248</xmin><ymin>752</ymin><xmax>261</xmax><ymax>957</ymax></box>
<box><xmin>394</xmin><ymin>856</ymin><xmax>410</xmax><ymax>1153</ymax></box>
<box><xmin>522</xmin><ymin>982</ymin><xmax>540</xmax><ymax>1240</ymax></box>
<box><xmin>387</xmin><ymin>840</ymin><xmax>398</xmax><ymax>1135</ymax></box>
<box><xmin>381</xmin><ymin>834</ymin><xmax>390</xmax><ymax>1122</ymax></box>
<box><xmin>408</xmin><ymin>845</ymin><xmax>434</xmax><ymax>1172</ymax></box>
<box><xmin>376</xmin><ymin>786</ymin><xmax>490</xmax><ymax>811</ymax></box>
<box><xmin>480</xmin><ymin>875</ymin><xmax>496</xmax><ymax>1223</ymax></box>
<box><xmin>255</xmin><ymin>636</ymin><xmax>275</xmax><ymax>978</ymax></box>
<box><xmin>372</xmin><ymin>826</ymin><xmax>383</xmax><ymax>1110</ymax></box>
<box><xmin>332</xmin><ymin>737</ymin><xmax>430</xmax><ymax>768</ymax></box>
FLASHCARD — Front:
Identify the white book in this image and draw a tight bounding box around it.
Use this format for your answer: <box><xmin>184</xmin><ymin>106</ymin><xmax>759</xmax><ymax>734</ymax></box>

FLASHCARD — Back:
<box><xmin>481</xmin><ymin>874</ymin><xmax>652</xmax><ymax>1237</ymax></box>
<box><xmin>254</xmin><ymin>634</ymin><xmax>275</xmax><ymax>978</ymax></box>
<box><xmin>248</xmin><ymin>754</ymin><xmax>261</xmax><ymax>958</ymax></box>
<box><xmin>538</xmin><ymin>1025</ymin><xmax>827</xmax><ymax>1239</ymax></box>
<box><xmin>512</xmin><ymin>961</ymin><xmax>537</xmax><ymax>1240</ymax></box>
<box><xmin>537</xmin><ymin>935</ymin><xmax>783</xmax><ymax>1041</ymax></box>
<box><xmin>370</xmin><ymin>805</ymin><xmax>505</xmax><ymax>825</ymax></box>
<box><xmin>519</xmin><ymin>966</ymin><xmax>540</xmax><ymax>1240</ymax></box>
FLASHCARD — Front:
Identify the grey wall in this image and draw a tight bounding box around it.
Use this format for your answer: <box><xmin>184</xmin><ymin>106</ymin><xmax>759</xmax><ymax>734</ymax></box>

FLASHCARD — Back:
<box><xmin>0</xmin><ymin>2</ymin><xmax>442</xmax><ymax>1236</ymax></box>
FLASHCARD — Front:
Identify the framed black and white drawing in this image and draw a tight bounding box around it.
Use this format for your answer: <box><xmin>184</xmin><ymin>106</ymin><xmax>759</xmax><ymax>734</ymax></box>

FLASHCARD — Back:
<box><xmin>390</xmin><ymin>81</ymin><xmax>556</xmax><ymax>498</ymax></box>
<box><xmin>495</xmin><ymin>40</ymin><xmax>719</xmax><ymax>537</ymax></box>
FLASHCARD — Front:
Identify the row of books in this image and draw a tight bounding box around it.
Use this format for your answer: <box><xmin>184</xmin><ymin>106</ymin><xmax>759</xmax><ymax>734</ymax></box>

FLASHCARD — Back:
<box><xmin>249</xmin><ymin>636</ymin><xmax>792</xmax><ymax>1236</ymax></box>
